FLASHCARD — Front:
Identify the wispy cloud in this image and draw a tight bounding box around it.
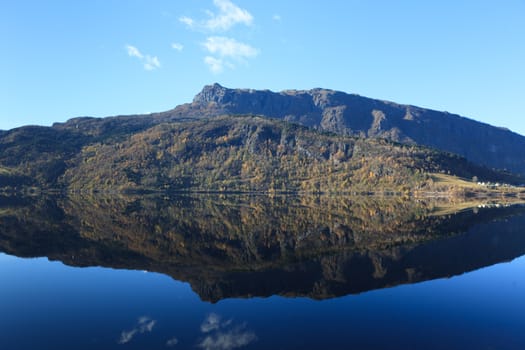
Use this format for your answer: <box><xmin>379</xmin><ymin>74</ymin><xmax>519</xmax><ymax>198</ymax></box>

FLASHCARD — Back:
<box><xmin>125</xmin><ymin>45</ymin><xmax>161</xmax><ymax>71</ymax></box>
<box><xmin>204</xmin><ymin>56</ymin><xmax>226</xmax><ymax>74</ymax></box>
<box><xmin>144</xmin><ymin>56</ymin><xmax>161</xmax><ymax>71</ymax></box>
<box><xmin>272</xmin><ymin>14</ymin><xmax>281</xmax><ymax>21</ymax></box>
<box><xmin>203</xmin><ymin>36</ymin><xmax>258</xmax><ymax>59</ymax></box>
<box><xmin>118</xmin><ymin>316</ymin><xmax>157</xmax><ymax>344</ymax></box>
<box><xmin>171</xmin><ymin>42</ymin><xmax>184</xmax><ymax>51</ymax></box>
<box><xmin>126</xmin><ymin>45</ymin><xmax>143</xmax><ymax>59</ymax></box>
<box><xmin>179</xmin><ymin>15</ymin><xmax>195</xmax><ymax>28</ymax></box>
<box><xmin>180</xmin><ymin>0</ymin><xmax>252</xmax><ymax>32</ymax></box>
<box><xmin>202</xmin><ymin>36</ymin><xmax>258</xmax><ymax>73</ymax></box>
<box><xmin>179</xmin><ymin>1</ymin><xmax>258</xmax><ymax>74</ymax></box>
<box><xmin>205</xmin><ymin>0</ymin><xmax>253</xmax><ymax>31</ymax></box>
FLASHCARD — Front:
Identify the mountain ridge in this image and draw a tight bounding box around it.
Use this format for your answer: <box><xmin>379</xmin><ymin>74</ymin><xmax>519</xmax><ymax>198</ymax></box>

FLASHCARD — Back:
<box><xmin>155</xmin><ymin>83</ymin><xmax>525</xmax><ymax>175</ymax></box>
<box><xmin>1</xmin><ymin>84</ymin><xmax>524</xmax><ymax>192</ymax></box>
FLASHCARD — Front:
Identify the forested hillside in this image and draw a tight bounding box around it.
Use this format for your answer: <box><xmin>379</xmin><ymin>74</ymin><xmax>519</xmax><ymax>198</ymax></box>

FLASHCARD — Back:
<box><xmin>0</xmin><ymin>114</ymin><xmax>522</xmax><ymax>194</ymax></box>
<box><xmin>61</xmin><ymin>116</ymin><xmax>520</xmax><ymax>193</ymax></box>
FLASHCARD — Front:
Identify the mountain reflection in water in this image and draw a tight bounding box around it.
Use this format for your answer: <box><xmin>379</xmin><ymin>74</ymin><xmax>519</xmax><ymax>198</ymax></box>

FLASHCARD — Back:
<box><xmin>1</xmin><ymin>194</ymin><xmax>525</xmax><ymax>302</ymax></box>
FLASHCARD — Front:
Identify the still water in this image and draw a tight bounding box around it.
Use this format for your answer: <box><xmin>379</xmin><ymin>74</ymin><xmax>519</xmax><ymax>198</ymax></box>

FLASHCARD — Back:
<box><xmin>1</xmin><ymin>194</ymin><xmax>525</xmax><ymax>349</ymax></box>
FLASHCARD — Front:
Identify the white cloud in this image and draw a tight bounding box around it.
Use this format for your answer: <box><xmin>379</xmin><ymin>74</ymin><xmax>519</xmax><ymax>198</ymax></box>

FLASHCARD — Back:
<box><xmin>179</xmin><ymin>1</ymin><xmax>257</xmax><ymax>73</ymax></box>
<box><xmin>272</xmin><ymin>14</ymin><xmax>281</xmax><ymax>21</ymax></box>
<box><xmin>203</xmin><ymin>36</ymin><xmax>258</xmax><ymax>59</ymax></box>
<box><xmin>179</xmin><ymin>16</ymin><xmax>195</xmax><ymax>28</ymax></box>
<box><xmin>204</xmin><ymin>0</ymin><xmax>253</xmax><ymax>31</ymax></box>
<box><xmin>171</xmin><ymin>42</ymin><xmax>184</xmax><ymax>51</ymax></box>
<box><xmin>202</xmin><ymin>36</ymin><xmax>258</xmax><ymax>73</ymax></box>
<box><xmin>180</xmin><ymin>0</ymin><xmax>252</xmax><ymax>32</ymax></box>
<box><xmin>144</xmin><ymin>55</ymin><xmax>161</xmax><ymax>71</ymax></box>
<box><xmin>126</xmin><ymin>45</ymin><xmax>143</xmax><ymax>59</ymax></box>
<box><xmin>204</xmin><ymin>56</ymin><xmax>224</xmax><ymax>74</ymax></box>
<box><xmin>125</xmin><ymin>45</ymin><xmax>161</xmax><ymax>71</ymax></box>
<box><xmin>118</xmin><ymin>316</ymin><xmax>157</xmax><ymax>344</ymax></box>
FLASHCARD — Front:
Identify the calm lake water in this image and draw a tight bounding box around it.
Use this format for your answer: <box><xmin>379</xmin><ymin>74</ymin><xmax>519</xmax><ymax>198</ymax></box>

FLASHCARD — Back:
<box><xmin>1</xmin><ymin>194</ymin><xmax>525</xmax><ymax>349</ymax></box>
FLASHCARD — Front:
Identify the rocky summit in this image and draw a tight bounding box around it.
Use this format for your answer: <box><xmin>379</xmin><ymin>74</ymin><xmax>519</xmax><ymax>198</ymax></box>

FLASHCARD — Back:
<box><xmin>159</xmin><ymin>83</ymin><xmax>525</xmax><ymax>176</ymax></box>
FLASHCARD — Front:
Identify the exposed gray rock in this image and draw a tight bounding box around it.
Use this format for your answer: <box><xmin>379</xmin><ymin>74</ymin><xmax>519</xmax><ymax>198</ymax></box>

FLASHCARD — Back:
<box><xmin>158</xmin><ymin>84</ymin><xmax>525</xmax><ymax>175</ymax></box>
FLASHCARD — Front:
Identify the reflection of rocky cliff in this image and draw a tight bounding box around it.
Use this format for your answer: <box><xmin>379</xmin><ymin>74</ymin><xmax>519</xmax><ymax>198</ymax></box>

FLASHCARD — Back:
<box><xmin>1</xmin><ymin>194</ymin><xmax>525</xmax><ymax>302</ymax></box>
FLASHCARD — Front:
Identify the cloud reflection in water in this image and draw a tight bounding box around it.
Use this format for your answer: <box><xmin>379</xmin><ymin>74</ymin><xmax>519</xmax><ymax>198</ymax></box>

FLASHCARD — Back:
<box><xmin>118</xmin><ymin>316</ymin><xmax>157</xmax><ymax>344</ymax></box>
<box><xmin>198</xmin><ymin>313</ymin><xmax>256</xmax><ymax>350</ymax></box>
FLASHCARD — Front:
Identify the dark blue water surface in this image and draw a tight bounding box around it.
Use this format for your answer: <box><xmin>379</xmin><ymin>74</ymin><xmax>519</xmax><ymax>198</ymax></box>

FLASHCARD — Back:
<box><xmin>1</xmin><ymin>195</ymin><xmax>525</xmax><ymax>349</ymax></box>
<box><xmin>1</xmin><ymin>252</ymin><xmax>524</xmax><ymax>350</ymax></box>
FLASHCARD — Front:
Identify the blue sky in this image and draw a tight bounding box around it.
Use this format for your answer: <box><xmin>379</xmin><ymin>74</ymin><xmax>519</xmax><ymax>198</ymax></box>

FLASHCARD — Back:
<box><xmin>2</xmin><ymin>0</ymin><xmax>525</xmax><ymax>135</ymax></box>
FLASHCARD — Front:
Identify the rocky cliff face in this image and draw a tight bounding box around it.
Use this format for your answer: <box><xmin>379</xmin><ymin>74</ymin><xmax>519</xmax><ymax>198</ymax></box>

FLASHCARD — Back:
<box><xmin>160</xmin><ymin>83</ymin><xmax>525</xmax><ymax>175</ymax></box>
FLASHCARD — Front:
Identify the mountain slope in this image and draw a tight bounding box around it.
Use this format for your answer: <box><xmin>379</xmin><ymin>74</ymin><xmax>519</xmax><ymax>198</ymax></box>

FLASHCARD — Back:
<box><xmin>60</xmin><ymin>115</ymin><xmax>520</xmax><ymax>192</ymax></box>
<box><xmin>157</xmin><ymin>84</ymin><xmax>525</xmax><ymax>175</ymax></box>
<box><xmin>0</xmin><ymin>115</ymin><xmax>522</xmax><ymax>192</ymax></box>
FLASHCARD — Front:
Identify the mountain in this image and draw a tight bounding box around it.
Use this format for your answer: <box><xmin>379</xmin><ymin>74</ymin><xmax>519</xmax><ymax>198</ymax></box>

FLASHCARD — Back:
<box><xmin>158</xmin><ymin>83</ymin><xmax>525</xmax><ymax>176</ymax></box>
<box><xmin>1</xmin><ymin>84</ymin><xmax>524</xmax><ymax>193</ymax></box>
